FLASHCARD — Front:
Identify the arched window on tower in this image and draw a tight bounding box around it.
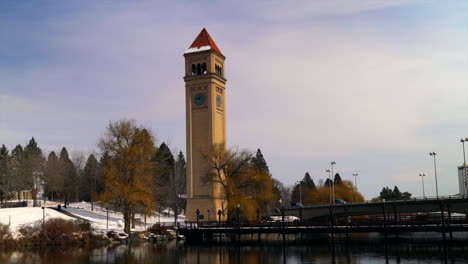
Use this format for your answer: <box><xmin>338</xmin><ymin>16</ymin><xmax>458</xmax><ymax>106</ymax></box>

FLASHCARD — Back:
<box><xmin>219</xmin><ymin>66</ymin><xmax>223</xmax><ymax>77</ymax></box>
<box><xmin>191</xmin><ymin>64</ymin><xmax>196</xmax><ymax>75</ymax></box>
<box><xmin>197</xmin><ymin>64</ymin><xmax>201</xmax><ymax>75</ymax></box>
<box><xmin>202</xmin><ymin>63</ymin><xmax>207</xmax><ymax>74</ymax></box>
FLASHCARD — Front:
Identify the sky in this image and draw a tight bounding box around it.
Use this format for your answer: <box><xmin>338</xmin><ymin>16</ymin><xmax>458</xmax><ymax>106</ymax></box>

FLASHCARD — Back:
<box><xmin>1</xmin><ymin>0</ymin><xmax>467</xmax><ymax>199</ymax></box>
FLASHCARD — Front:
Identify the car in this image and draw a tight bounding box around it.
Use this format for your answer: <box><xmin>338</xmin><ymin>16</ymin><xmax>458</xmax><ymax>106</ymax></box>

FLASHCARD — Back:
<box><xmin>334</xmin><ymin>199</ymin><xmax>347</xmax><ymax>204</ymax></box>
<box><xmin>290</xmin><ymin>202</ymin><xmax>304</xmax><ymax>208</ymax></box>
<box><xmin>262</xmin><ymin>215</ymin><xmax>299</xmax><ymax>223</ymax></box>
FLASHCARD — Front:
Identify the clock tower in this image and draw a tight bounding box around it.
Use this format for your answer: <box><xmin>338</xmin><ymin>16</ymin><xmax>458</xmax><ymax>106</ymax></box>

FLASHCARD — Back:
<box><xmin>184</xmin><ymin>28</ymin><xmax>227</xmax><ymax>221</ymax></box>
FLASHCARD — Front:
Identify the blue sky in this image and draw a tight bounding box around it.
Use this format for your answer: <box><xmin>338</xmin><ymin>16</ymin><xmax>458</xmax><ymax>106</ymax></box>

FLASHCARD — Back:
<box><xmin>1</xmin><ymin>0</ymin><xmax>467</xmax><ymax>199</ymax></box>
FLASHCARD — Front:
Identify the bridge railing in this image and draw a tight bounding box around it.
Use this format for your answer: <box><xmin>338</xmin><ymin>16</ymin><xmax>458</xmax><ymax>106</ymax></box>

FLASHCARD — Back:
<box><xmin>183</xmin><ymin>215</ymin><xmax>468</xmax><ymax>230</ymax></box>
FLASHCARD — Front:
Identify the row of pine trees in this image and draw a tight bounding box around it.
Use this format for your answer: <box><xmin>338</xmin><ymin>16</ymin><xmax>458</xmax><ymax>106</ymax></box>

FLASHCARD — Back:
<box><xmin>0</xmin><ymin>137</ymin><xmax>187</xmax><ymax>212</ymax></box>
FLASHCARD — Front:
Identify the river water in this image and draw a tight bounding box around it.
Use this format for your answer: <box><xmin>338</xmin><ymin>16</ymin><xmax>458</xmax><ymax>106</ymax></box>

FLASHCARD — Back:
<box><xmin>1</xmin><ymin>234</ymin><xmax>467</xmax><ymax>263</ymax></box>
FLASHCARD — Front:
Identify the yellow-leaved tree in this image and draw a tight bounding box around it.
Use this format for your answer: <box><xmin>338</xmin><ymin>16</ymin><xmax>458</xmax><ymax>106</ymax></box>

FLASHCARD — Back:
<box><xmin>306</xmin><ymin>178</ymin><xmax>365</xmax><ymax>205</ymax></box>
<box><xmin>98</xmin><ymin>120</ymin><xmax>156</xmax><ymax>233</ymax></box>
<box><xmin>203</xmin><ymin>144</ymin><xmax>275</xmax><ymax>220</ymax></box>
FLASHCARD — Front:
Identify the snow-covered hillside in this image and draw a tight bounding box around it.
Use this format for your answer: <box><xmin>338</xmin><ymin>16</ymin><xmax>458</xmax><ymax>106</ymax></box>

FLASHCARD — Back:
<box><xmin>0</xmin><ymin>201</ymin><xmax>186</xmax><ymax>235</ymax></box>
<box><xmin>63</xmin><ymin>202</ymin><xmax>185</xmax><ymax>232</ymax></box>
<box><xmin>0</xmin><ymin>207</ymin><xmax>74</xmax><ymax>236</ymax></box>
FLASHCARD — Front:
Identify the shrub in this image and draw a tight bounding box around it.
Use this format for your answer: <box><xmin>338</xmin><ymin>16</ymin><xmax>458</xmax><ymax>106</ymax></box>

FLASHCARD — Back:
<box><xmin>147</xmin><ymin>224</ymin><xmax>169</xmax><ymax>235</ymax></box>
<box><xmin>0</xmin><ymin>223</ymin><xmax>12</xmax><ymax>244</ymax></box>
<box><xmin>18</xmin><ymin>218</ymin><xmax>96</xmax><ymax>245</ymax></box>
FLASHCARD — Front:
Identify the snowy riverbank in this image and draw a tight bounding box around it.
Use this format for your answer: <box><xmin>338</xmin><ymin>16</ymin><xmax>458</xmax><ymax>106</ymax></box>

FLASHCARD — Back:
<box><xmin>0</xmin><ymin>201</ymin><xmax>185</xmax><ymax>237</ymax></box>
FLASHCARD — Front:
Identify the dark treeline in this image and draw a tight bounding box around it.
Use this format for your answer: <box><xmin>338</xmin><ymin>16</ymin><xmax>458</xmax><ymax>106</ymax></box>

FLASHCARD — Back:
<box><xmin>0</xmin><ymin>137</ymin><xmax>188</xmax><ymax>215</ymax></box>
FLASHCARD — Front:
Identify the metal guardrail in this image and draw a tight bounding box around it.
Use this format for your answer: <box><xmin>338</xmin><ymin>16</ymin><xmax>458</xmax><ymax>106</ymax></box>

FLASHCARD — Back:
<box><xmin>183</xmin><ymin>215</ymin><xmax>468</xmax><ymax>230</ymax></box>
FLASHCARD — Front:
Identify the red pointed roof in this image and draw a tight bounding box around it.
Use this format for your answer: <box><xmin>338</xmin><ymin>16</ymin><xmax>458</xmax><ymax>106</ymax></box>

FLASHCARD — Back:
<box><xmin>186</xmin><ymin>28</ymin><xmax>223</xmax><ymax>55</ymax></box>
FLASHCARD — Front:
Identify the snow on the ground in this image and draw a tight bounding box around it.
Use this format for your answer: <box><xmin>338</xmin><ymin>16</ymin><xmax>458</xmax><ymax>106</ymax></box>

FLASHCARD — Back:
<box><xmin>63</xmin><ymin>202</ymin><xmax>186</xmax><ymax>232</ymax></box>
<box><xmin>0</xmin><ymin>207</ymin><xmax>74</xmax><ymax>236</ymax></box>
<box><xmin>0</xmin><ymin>200</ymin><xmax>186</xmax><ymax>235</ymax></box>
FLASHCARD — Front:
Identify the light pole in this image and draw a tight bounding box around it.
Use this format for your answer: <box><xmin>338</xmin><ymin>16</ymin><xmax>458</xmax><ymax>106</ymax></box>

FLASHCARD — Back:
<box><xmin>419</xmin><ymin>174</ymin><xmax>426</xmax><ymax>198</ymax></box>
<box><xmin>352</xmin><ymin>173</ymin><xmax>358</xmax><ymax>202</ymax></box>
<box><xmin>331</xmin><ymin>161</ymin><xmax>336</xmax><ymax>204</ymax></box>
<box><xmin>41</xmin><ymin>207</ymin><xmax>45</xmax><ymax>232</ymax></box>
<box><xmin>461</xmin><ymin>138</ymin><xmax>468</xmax><ymax>196</ymax></box>
<box><xmin>106</xmin><ymin>207</ymin><xmax>109</xmax><ymax>230</ymax></box>
<box><xmin>325</xmin><ymin>169</ymin><xmax>331</xmax><ymax>204</ymax></box>
<box><xmin>429</xmin><ymin>152</ymin><xmax>439</xmax><ymax>199</ymax></box>
<box><xmin>296</xmin><ymin>180</ymin><xmax>302</xmax><ymax>204</ymax></box>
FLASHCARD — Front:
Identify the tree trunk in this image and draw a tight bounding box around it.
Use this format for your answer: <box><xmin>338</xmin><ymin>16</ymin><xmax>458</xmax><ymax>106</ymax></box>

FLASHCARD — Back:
<box><xmin>174</xmin><ymin>204</ymin><xmax>178</xmax><ymax>226</ymax></box>
<box><xmin>124</xmin><ymin>211</ymin><xmax>131</xmax><ymax>233</ymax></box>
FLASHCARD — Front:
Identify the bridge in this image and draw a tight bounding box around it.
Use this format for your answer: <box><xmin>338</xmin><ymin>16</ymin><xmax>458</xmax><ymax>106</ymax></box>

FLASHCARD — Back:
<box><xmin>179</xmin><ymin>197</ymin><xmax>468</xmax><ymax>242</ymax></box>
<box><xmin>284</xmin><ymin>196</ymin><xmax>468</xmax><ymax>220</ymax></box>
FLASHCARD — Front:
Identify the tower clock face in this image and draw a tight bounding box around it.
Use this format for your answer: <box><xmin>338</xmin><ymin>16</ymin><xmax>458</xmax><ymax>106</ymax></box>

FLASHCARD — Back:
<box><xmin>194</xmin><ymin>93</ymin><xmax>205</xmax><ymax>106</ymax></box>
<box><xmin>216</xmin><ymin>94</ymin><xmax>222</xmax><ymax>107</ymax></box>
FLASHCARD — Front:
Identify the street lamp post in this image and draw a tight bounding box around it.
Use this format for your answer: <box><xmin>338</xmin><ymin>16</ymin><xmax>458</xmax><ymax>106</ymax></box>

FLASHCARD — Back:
<box><xmin>429</xmin><ymin>152</ymin><xmax>439</xmax><ymax>199</ymax></box>
<box><xmin>217</xmin><ymin>209</ymin><xmax>222</xmax><ymax>227</ymax></box>
<box><xmin>106</xmin><ymin>207</ymin><xmax>109</xmax><ymax>230</ymax></box>
<box><xmin>461</xmin><ymin>138</ymin><xmax>468</xmax><ymax>196</ymax></box>
<box><xmin>352</xmin><ymin>173</ymin><xmax>359</xmax><ymax>202</ymax></box>
<box><xmin>41</xmin><ymin>207</ymin><xmax>45</xmax><ymax>232</ymax></box>
<box><xmin>326</xmin><ymin>169</ymin><xmax>331</xmax><ymax>204</ymax></box>
<box><xmin>419</xmin><ymin>174</ymin><xmax>426</xmax><ymax>198</ymax></box>
<box><xmin>296</xmin><ymin>180</ymin><xmax>302</xmax><ymax>204</ymax></box>
<box><xmin>331</xmin><ymin>161</ymin><xmax>336</xmax><ymax>204</ymax></box>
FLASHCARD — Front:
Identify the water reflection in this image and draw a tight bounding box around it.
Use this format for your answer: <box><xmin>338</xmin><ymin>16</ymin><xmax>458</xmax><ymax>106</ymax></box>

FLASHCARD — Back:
<box><xmin>1</xmin><ymin>235</ymin><xmax>468</xmax><ymax>264</ymax></box>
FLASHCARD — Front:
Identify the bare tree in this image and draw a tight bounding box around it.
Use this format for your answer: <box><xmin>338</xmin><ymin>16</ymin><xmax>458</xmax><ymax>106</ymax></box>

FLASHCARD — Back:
<box><xmin>203</xmin><ymin>144</ymin><xmax>275</xmax><ymax>219</ymax></box>
<box><xmin>203</xmin><ymin>144</ymin><xmax>252</xmax><ymax>207</ymax></box>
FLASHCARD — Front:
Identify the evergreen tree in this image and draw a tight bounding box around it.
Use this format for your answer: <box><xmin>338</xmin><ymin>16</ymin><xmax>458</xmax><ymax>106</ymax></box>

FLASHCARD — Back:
<box><xmin>152</xmin><ymin>142</ymin><xmax>175</xmax><ymax>208</ymax></box>
<box><xmin>252</xmin><ymin>149</ymin><xmax>269</xmax><ymax>173</ymax></box>
<box><xmin>334</xmin><ymin>173</ymin><xmax>342</xmax><ymax>185</ymax></box>
<box><xmin>174</xmin><ymin>151</ymin><xmax>187</xmax><ymax>210</ymax></box>
<box><xmin>10</xmin><ymin>145</ymin><xmax>26</xmax><ymax>199</ymax></box>
<box><xmin>24</xmin><ymin>137</ymin><xmax>45</xmax><ymax>206</ymax></box>
<box><xmin>393</xmin><ymin>186</ymin><xmax>401</xmax><ymax>198</ymax></box>
<box><xmin>153</xmin><ymin>142</ymin><xmax>174</xmax><ymax>183</ymax></box>
<box><xmin>291</xmin><ymin>172</ymin><xmax>318</xmax><ymax>204</ymax></box>
<box><xmin>80</xmin><ymin>154</ymin><xmax>100</xmax><ymax>205</ymax></box>
<box><xmin>97</xmin><ymin>151</ymin><xmax>110</xmax><ymax>195</ymax></box>
<box><xmin>43</xmin><ymin>151</ymin><xmax>62</xmax><ymax>201</ymax></box>
<box><xmin>303</xmin><ymin>172</ymin><xmax>317</xmax><ymax>190</ymax></box>
<box><xmin>324</xmin><ymin>178</ymin><xmax>333</xmax><ymax>187</ymax></box>
<box><xmin>291</xmin><ymin>183</ymin><xmax>301</xmax><ymax>203</ymax></box>
<box><xmin>0</xmin><ymin>145</ymin><xmax>11</xmax><ymax>203</ymax></box>
<box><xmin>379</xmin><ymin>186</ymin><xmax>411</xmax><ymax>200</ymax></box>
<box><xmin>59</xmin><ymin>147</ymin><xmax>77</xmax><ymax>206</ymax></box>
